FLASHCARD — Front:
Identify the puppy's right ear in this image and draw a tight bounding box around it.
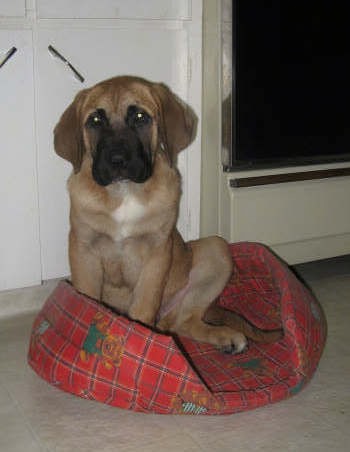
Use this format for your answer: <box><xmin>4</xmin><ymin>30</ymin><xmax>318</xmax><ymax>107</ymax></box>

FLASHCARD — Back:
<box><xmin>54</xmin><ymin>89</ymin><xmax>88</xmax><ymax>173</ymax></box>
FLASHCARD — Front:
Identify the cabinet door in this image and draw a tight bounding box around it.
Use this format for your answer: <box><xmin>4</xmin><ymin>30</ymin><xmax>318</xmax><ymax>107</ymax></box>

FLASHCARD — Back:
<box><xmin>36</xmin><ymin>26</ymin><xmax>189</xmax><ymax>280</ymax></box>
<box><xmin>0</xmin><ymin>30</ymin><xmax>41</xmax><ymax>290</ymax></box>
<box><xmin>0</xmin><ymin>0</ymin><xmax>25</xmax><ymax>17</ymax></box>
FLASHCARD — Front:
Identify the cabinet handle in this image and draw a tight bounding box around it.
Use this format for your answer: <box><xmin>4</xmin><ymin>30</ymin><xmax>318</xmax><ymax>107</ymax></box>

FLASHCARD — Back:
<box><xmin>0</xmin><ymin>47</ymin><xmax>17</xmax><ymax>69</ymax></box>
<box><xmin>48</xmin><ymin>45</ymin><xmax>85</xmax><ymax>83</ymax></box>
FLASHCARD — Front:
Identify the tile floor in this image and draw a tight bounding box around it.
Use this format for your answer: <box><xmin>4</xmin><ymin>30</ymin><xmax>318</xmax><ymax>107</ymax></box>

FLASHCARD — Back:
<box><xmin>0</xmin><ymin>257</ymin><xmax>349</xmax><ymax>452</ymax></box>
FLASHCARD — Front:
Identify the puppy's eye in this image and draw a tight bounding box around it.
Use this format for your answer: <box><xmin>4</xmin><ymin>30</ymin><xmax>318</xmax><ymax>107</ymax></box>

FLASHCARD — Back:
<box><xmin>86</xmin><ymin>109</ymin><xmax>107</xmax><ymax>128</ymax></box>
<box><xmin>135</xmin><ymin>111</ymin><xmax>148</xmax><ymax>125</ymax></box>
<box><xmin>92</xmin><ymin>115</ymin><xmax>102</xmax><ymax>124</ymax></box>
<box><xmin>127</xmin><ymin>106</ymin><xmax>152</xmax><ymax>128</ymax></box>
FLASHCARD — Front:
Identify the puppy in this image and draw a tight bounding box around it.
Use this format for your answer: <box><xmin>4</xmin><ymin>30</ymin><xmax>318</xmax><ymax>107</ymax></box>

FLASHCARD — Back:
<box><xmin>54</xmin><ymin>76</ymin><xmax>282</xmax><ymax>353</ymax></box>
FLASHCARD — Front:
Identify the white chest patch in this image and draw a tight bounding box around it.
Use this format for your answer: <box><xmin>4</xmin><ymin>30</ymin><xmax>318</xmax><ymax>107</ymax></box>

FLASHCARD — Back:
<box><xmin>112</xmin><ymin>195</ymin><xmax>145</xmax><ymax>239</ymax></box>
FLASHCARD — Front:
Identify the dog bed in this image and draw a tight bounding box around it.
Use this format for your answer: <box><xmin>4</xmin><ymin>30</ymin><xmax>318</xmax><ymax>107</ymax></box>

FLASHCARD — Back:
<box><xmin>28</xmin><ymin>242</ymin><xmax>327</xmax><ymax>415</ymax></box>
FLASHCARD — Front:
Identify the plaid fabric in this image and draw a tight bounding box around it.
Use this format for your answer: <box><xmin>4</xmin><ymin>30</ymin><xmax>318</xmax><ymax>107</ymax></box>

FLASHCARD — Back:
<box><xmin>28</xmin><ymin>242</ymin><xmax>327</xmax><ymax>415</ymax></box>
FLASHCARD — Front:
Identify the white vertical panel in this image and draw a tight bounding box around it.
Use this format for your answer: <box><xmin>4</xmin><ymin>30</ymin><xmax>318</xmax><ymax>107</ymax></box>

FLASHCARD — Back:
<box><xmin>182</xmin><ymin>0</ymin><xmax>202</xmax><ymax>240</ymax></box>
<box><xmin>0</xmin><ymin>30</ymin><xmax>41</xmax><ymax>290</ymax></box>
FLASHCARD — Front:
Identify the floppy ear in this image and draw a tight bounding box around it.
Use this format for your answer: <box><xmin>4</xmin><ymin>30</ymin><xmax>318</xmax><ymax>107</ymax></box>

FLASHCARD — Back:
<box><xmin>54</xmin><ymin>89</ymin><xmax>88</xmax><ymax>173</ymax></box>
<box><xmin>151</xmin><ymin>83</ymin><xmax>197</xmax><ymax>164</ymax></box>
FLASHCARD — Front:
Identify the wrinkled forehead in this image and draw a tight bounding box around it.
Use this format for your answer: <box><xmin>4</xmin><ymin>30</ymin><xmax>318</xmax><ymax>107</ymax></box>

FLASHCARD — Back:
<box><xmin>81</xmin><ymin>79</ymin><xmax>158</xmax><ymax>122</ymax></box>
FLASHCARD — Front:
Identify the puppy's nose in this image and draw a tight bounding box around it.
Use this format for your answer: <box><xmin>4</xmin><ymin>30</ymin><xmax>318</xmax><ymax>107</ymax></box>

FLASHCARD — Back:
<box><xmin>110</xmin><ymin>154</ymin><xmax>126</xmax><ymax>168</ymax></box>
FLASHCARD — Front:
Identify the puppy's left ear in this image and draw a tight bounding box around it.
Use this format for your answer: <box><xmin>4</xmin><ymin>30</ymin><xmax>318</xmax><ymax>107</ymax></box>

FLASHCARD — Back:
<box><xmin>151</xmin><ymin>83</ymin><xmax>197</xmax><ymax>163</ymax></box>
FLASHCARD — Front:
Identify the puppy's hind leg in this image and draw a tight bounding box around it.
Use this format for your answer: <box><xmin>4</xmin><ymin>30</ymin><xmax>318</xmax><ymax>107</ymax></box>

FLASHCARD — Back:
<box><xmin>171</xmin><ymin>236</ymin><xmax>248</xmax><ymax>354</ymax></box>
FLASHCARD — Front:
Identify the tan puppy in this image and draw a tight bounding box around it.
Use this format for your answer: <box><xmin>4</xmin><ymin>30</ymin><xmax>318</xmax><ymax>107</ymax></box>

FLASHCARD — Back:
<box><xmin>55</xmin><ymin>76</ymin><xmax>282</xmax><ymax>353</ymax></box>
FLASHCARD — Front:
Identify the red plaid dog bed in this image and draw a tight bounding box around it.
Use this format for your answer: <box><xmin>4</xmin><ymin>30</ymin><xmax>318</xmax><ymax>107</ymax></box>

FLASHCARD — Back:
<box><xmin>28</xmin><ymin>242</ymin><xmax>327</xmax><ymax>415</ymax></box>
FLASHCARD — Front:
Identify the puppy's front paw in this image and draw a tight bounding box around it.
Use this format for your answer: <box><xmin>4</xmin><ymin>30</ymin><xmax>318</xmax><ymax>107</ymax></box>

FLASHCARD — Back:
<box><xmin>128</xmin><ymin>303</ymin><xmax>156</xmax><ymax>328</ymax></box>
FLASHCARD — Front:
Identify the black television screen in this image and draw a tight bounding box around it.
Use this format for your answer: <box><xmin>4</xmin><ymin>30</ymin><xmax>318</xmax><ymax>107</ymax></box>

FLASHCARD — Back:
<box><xmin>229</xmin><ymin>0</ymin><xmax>350</xmax><ymax>169</ymax></box>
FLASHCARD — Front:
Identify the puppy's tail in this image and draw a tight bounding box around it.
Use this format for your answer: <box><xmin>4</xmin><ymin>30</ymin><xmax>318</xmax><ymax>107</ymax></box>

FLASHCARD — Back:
<box><xmin>203</xmin><ymin>304</ymin><xmax>283</xmax><ymax>343</ymax></box>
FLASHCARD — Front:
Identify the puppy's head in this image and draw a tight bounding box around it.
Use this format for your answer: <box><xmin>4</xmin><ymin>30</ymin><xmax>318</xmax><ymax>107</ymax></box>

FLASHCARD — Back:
<box><xmin>54</xmin><ymin>76</ymin><xmax>196</xmax><ymax>186</ymax></box>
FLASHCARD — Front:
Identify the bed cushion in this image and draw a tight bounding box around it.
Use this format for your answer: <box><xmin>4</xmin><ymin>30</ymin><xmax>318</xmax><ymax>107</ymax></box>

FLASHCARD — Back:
<box><xmin>28</xmin><ymin>242</ymin><xmax>327</xmax><ymax>415</ymax></box>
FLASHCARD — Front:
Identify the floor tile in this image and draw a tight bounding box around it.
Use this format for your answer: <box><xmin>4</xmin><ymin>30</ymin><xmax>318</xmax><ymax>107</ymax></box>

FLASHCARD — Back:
<box><xmin>0</xmin><ymin>382</ymin><xmax>46</xmax><ymax>452</ymax></box>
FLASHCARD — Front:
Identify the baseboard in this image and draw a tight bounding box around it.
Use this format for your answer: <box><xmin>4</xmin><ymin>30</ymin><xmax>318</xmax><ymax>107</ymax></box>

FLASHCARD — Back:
<box><xmin>0</xmin><ymin>279</ymin><xmax>60</xmax><ymax>319</ymax></box>
<box><xmin>269</xmin><ymin>234</ymin><xmax>350</xmax><ymax>265</ymax></box>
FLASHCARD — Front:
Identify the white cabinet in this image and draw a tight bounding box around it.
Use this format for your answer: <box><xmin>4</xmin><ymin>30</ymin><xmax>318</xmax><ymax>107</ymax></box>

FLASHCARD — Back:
<box><xmin>0</xmin><ymin>1</ymin><xmax>25</xmax><ymax>17</ymax></box>
<box><xmin>36</xmin><ymin>26</ymin><xmax>189</xmax><ymax>280</ymax></box>
<box><xmin>0</xmin><ymin>1</ymin><xmax>202</xmax><ymax>290</ymax></box>
<box><xmin>0</xmin><ymin>30</ymin><xmax>41</xmax><ymax>290</ymax></box>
